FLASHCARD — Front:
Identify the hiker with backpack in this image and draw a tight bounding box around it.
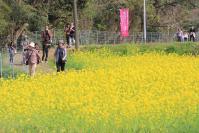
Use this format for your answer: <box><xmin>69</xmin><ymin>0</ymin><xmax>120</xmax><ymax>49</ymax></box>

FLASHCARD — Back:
<box><xmin>54</xmin><ymin>40</ymin><xmax>67</xmax><ymax>72</ymax></box>
<box><xmin>25</xmin><ymin>42</ymin><xmax>41</xmax><ymax>77</ymax></box>
<box><xmin>41</xmin><ymin>26</ymin><xmax>52</xmax><ymax>63</ymax></box>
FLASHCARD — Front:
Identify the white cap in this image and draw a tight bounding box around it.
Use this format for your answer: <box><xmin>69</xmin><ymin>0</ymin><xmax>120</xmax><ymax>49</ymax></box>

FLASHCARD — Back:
<box><xmin>29</xmin><ymin>42</ymin><xmax>35</xmax><ymax>48</ymax></box>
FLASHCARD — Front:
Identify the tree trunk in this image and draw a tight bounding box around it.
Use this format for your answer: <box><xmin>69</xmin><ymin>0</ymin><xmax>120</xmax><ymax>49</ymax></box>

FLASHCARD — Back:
<box><xmin>16</xmin><ymin>0</ymin><xmax>22</xmax><ymax>5</ymax></box>
<box><xmin>11</xmin><ymin>23</ymin><xmax>29</xmax><ymax>44</ymax></box>
<box><xmin>73</xmin><ymin>0</ymin><xmax>79</xmax><ymax>50</ymax></box>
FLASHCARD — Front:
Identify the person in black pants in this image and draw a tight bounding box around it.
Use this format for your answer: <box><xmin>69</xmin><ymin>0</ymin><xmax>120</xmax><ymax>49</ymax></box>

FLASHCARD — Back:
<box><xmin>54</xmin><ymin>40</ymin><xmax>67</xmax><ymax>72</ymax></box>
<box><xmin>64</xmin><ymin>24</ymin><xmax>71</xmax><ymax>47</ymax></box>
<box><xmin>41</xmin><ymin>26</ymin><xmax>52</xmax><ymax>63</ymax></box>
<box><xmin>42</xmin><ymin>44</ymin><xmax>49</xmax><ymax>62</ymax></box>
<box><xmin>189</xmin><ymin>26</ymin><xmax>196</xmax><ymax>42</ymax></box>
<box><xmin>69</xmin><ymin>23</ymin><xmax>75</xmax><ymax>47</ymax></box>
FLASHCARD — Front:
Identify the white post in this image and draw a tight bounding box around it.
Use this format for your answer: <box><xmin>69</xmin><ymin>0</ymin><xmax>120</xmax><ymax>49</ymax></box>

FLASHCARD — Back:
<box><xmin>143</xmin><ymin>0</ymin><xmax>147</xmax><ymax>44</ymax></box>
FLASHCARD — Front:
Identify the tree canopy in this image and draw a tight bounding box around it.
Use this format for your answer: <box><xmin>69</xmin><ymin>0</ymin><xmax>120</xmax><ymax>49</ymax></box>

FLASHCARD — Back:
<box><xmin>0</xmin><ymin>0</ymin><xmax>199</xmax><ymax>41</ymax></box>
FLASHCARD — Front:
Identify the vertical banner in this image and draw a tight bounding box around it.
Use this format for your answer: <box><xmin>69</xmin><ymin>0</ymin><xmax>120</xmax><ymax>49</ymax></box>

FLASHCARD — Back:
<box><xmin>120</xmin><ymin>8</ymin><xmax>129</xmax><ymax>37</ymax></box>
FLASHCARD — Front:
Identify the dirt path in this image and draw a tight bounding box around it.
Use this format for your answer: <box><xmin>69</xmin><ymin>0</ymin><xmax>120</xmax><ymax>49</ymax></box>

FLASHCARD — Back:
<box><xmin>2</xmin><ymin>51</ymin><xmax>55</xmax><ymax>73</ymax></box>
<box><xmin>2</xmin><ymin>47</ymin><xmax>75</xmax><ymax>76</ymax></box>
<box><xmin>37</xmin><ymin>62</ymin><xmax>55</xmax><ymax>73</ymax></box>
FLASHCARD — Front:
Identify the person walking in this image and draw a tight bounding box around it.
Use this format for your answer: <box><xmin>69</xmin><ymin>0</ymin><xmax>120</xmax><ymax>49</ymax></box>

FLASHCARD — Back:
<box><xmin>8</xmin><ymin>42</ymin><xmax>16</xmax><ymax>65</ymax></box>
<box><xmin>189</xmin><ymin>26</ymin><xmax>196</xmax><ymax>42</ymax></box>
<box><xmin>54</xmin><ymin>40</ymin><xmax>67</xmax><ymax>72</ymax></box>
<box><xmin>41</xmin><ymin>26</ymin><xmax>52</xmax><ymax>63</ymax></box>
<box><xmin>25</xmin><ymin>42</ymin><xmax>41</xmax><ymax>77</ymax></box>
<box><xmin>64</xmin><ymin>24</ymin><xmax>71</xmax><ymax>47</ymax></box>
<box><xmin>176</xmin><ymin>28</ymin><xmax>183</xmax><ymax>42</ymax></box>
<box><xmin>184</xmin><ymin>32</ymin><xmax>189</xmax><ymax>42</ymax></box>
<box><xmin>69</xmin><ymin>23</ymin><xmax>75</xmax><ymax>47</ymax></box>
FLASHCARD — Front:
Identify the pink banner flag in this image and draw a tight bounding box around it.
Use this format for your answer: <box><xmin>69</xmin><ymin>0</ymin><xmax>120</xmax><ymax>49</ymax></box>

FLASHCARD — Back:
<box><xmin>120</xmin><ymin>8</ymin><xmax>129</xmax><ymax>37</ymax></box>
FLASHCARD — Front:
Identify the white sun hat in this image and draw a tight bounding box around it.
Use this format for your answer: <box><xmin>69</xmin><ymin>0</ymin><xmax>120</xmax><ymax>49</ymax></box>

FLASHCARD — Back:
<box><xmin>29</xmin><ymin>42</ymin><xmax>35</xmax><ymax>48</ymax></box>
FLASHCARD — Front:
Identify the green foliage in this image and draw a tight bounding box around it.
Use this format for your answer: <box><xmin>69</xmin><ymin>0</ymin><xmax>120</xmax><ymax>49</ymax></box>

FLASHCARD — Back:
<box><xmin>85</xmin><ymin>0</ymin><xmax>199</xmax><ymax>32</ymax></box>
<box><xmin>0</xmin><ymin>0</ymin><xmax>199</xmax><ymax>36</ymax></box>
<box><xmin>93</xmin><ymin>1</ymin><xmax>127</xmax><ymax>31</ymax></box>
<box><xmin>0</xmin><ymin>0</ymin><xmax>11</xmax><ymax>34</ymax></box>
<box><xmin>80</xmin><ymin>43</ymin><xmax>199</xmax><ymax>56</ymax></box>
<box><xmin>28</xmin><ymin>14</ymin><xmax>48</xmax><ymax>31</ymax></box>
<box><xmin>0</xmin><ymin>15</ymin><xmax>8</xmax><ymax>34</ymax></box>
<box><xmin>0</xmin><ymin>0</ymin><xmax>88</xmax><ymax>37</ymax></box>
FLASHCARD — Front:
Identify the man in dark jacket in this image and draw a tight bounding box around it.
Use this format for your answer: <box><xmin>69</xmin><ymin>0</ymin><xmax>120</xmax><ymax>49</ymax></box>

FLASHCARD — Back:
<box><xmin>41</xmin><ymin>26</ymin><xmax>52</xmax><ymax>63</ymax></box>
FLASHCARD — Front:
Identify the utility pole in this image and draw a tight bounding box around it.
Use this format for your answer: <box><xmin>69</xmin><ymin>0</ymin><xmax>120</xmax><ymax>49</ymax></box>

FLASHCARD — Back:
<box><xmin>143</xmin><ymin>0</ymin><xmax>147</xmax><ymax>44</ymax></box>
<box><xmin>73</xmin><ymin>0</ymin><xmax>79</xmax><ymax>50</ymax></box>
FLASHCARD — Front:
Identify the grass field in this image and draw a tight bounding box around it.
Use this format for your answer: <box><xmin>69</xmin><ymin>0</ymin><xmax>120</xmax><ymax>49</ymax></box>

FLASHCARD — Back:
<box><xmin>0</xmin><ymin>44</ymin><xmax>199</xmax><ymax>132</ymax></box>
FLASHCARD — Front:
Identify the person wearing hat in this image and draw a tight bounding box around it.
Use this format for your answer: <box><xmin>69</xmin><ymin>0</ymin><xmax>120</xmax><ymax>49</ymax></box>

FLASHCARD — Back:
<box><xmin>54</xmin><ymin>40</ymin><xmax>67</xmax><ymax>72</ymax></box>
<box><xmin>25</xmin><ymin>42</ymin><xmax>41</xmax><ymax>76</ymax></box>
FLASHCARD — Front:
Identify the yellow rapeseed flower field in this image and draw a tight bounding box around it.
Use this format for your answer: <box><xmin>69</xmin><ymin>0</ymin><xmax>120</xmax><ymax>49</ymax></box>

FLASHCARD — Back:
<box><xmin>0</xmin><ymin>50</ymin><xmax>199</xmax><ymax>132</ymax></box>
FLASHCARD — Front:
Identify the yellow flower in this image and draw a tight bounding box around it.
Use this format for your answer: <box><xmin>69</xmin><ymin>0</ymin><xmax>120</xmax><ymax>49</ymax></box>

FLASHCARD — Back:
<box><xmin>0</xmin><ymin>51</ymin><xmax>198</xmax><ymax>131</ymax></box>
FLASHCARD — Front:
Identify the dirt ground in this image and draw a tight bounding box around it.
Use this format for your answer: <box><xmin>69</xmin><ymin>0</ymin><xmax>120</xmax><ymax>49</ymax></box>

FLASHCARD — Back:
<box><xmin>1</xmin><ymin>46</ymin><xmax>75</xmax><ymax>77</ymax></box>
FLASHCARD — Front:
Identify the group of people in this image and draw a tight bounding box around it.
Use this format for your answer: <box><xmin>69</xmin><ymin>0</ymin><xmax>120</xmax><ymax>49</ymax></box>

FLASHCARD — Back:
<box><xmin>40</xmin><ymin>23</ymin><xmax>75</xmax><ymax>63</ymax></box>
<box><xmin>176</xmin><ymin>27</ymin><xmax>196</xmax><ymax>42</ymax></box>
<box><xmin>7</xmin><ymin>24</ymin><xmax>72</xmax><ymax>77</ymax></box>
<box><xmin>64</xmin><ymin>22</ymin><xmax>76</xmax><ymax>48</ymax></box>
<box><xmin>8</xmin><ymin>24</ymin><xmax>196</xmax><ymax>77</ymax></box>
<box><xmin>22</xmin><ymin>40</ymin><xmax>67</xmax><ymax>77</ymax></box>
